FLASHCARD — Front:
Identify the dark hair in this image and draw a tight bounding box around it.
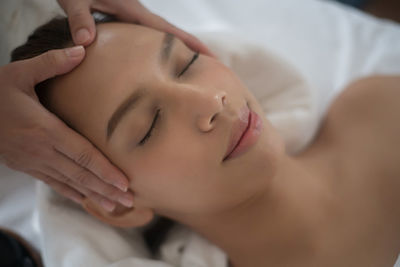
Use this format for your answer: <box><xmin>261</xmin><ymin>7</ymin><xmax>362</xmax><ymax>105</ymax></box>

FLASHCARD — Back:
<box><xmin>11</xmin><ymin>13</ymin><xmax>116</xmax><ymax>62</ymax></box>
<box><xmin>10</xmin><ymin>14</ymin><xmax>176</xmax><ymax>257</ymax></box>
<box><xmin>10</xmin><ymin>13</ymin><xmax>117</xmax><ymax>102</ymax></box>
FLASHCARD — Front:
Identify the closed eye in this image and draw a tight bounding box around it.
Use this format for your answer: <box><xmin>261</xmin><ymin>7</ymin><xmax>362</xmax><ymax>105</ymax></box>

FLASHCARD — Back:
<box><xmin>139</xmin><ymin>109</ymin><xmax>161</xmax><ymax>145</ymax></box>
<box><xmin>178</xmin><ymin>52</ymin><xmax>199</xmax><ymax>77</ymax></box>
<box><xmin>138</xmin><ymin>52</ymin><xmax>199</xmax><ymax>146</ymax></box>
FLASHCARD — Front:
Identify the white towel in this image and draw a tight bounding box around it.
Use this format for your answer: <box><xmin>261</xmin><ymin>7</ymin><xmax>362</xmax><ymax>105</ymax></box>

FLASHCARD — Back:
<box><xmin>1</xmin><ymin>0</ymin><xmax>400</xmax><ymax>266</ymax></box>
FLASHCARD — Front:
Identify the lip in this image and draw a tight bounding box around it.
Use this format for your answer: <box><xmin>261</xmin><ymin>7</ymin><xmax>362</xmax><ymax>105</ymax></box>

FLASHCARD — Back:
<box><xmin>223</xmin><ymin>105</ymin><xmax>263</xmax><ymax>161</ymax></box>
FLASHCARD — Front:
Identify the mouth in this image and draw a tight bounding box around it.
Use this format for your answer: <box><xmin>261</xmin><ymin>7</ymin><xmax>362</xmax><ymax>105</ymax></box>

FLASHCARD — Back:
<box><xmin>223</xmin><ymin>104</ymin><xmax>263</xmax><ymax>162</ymax></box>
<box><xmin>223</xmin><ymin>105</ymin><xmax>251</xmax><ymax>161</ymax></box>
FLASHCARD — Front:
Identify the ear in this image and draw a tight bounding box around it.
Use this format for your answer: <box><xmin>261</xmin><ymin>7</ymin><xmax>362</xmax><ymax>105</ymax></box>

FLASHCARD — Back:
<box><xmin>81</xmin><ymin>197</ymin><xmax>155</xmax><ymax>228</ymax></box>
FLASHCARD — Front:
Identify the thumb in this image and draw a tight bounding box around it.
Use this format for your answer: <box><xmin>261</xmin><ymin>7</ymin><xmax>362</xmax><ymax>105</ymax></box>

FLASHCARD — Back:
<box><xmin>16</xmin><ymin>46</ymin><xmax>85</xmax><ymax>90</ymax></box>
<box><xmin>61</xmin><ymin>0</ymin><xmax>96</xmax><ymax>45</ymax></box>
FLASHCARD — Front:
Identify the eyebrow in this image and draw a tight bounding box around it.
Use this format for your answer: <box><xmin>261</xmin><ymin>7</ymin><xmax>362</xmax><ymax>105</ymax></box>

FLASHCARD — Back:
<box><xmin>106</xmin><ymin>32</ymin><xmax>175</xmax><ymax>141</ymax></box>
<box><xmin>161</xmin><ymin>32</ymin><xmax>175</xmax><ymax>63</ymax></box>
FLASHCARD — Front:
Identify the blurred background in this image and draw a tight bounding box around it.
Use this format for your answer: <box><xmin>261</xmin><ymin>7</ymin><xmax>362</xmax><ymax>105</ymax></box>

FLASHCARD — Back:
<box><xmin>0</xmin><ymin>0</ymin><xmax>399</xmax><ymax>66</ymax></box>
<box><xmin>334</xmin><ymin>0</ymin><xmax>399</xmax><ymax>22</ymax></box>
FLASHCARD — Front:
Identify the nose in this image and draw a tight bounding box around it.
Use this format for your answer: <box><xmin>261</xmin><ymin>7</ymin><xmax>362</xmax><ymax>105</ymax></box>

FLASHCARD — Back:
<box><xmin>195</xmin><ymin>90</ymin><xmax>227</xmax><ymax>132</ymax></box>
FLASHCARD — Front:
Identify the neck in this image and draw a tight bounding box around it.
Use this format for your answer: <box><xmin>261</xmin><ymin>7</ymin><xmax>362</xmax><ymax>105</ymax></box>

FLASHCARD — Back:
<box><xmin>175</xmin><ymin>153</ymin><xmax>338</xmax><ymax>267</ymax></box>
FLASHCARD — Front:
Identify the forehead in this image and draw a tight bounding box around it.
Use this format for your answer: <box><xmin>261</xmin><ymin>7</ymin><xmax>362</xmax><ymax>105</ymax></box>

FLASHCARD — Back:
<box><xmin>89</xmin><ymin>22</ymin><xmax>163</xmax><ymax>63</ymax></box>
<box><xmin>49</xmin><ymin>23</ymin><xmax>164</xmax><ymax>144</ymax></box>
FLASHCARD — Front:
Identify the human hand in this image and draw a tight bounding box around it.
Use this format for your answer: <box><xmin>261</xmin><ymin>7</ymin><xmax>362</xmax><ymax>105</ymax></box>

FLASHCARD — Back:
<box><xmin>0</xmin><ymin>46</ymin><xmax>134</xmax><ymax>212</ymax></box>
<box><xmin>57</xmin><ymin>0</ymin><xmax>215</xmax><ymax>56</ymax></box>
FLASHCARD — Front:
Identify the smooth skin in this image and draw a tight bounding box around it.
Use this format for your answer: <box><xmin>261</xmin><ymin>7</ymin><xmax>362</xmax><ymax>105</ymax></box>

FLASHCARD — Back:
<box><xmin>43</xmin><ymin>23</ymin><xmax>400</xmax><ymax>266</ymax></box>
<box><xmin>0</xmin><ymin>0</ymin><xmax>213</xmax><ymax>212</ymax></box>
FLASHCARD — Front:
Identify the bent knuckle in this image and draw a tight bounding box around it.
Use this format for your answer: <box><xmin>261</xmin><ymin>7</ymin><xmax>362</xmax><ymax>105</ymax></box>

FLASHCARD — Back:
<box><xmin>73</xmin><ymin>169</ymin><xmax>91</xmax><ymax>187</ymax></box>
<box><xmin>75</xmin><ymin>146</ymin><xmax>94</xmax><ymax>168</ymax></box>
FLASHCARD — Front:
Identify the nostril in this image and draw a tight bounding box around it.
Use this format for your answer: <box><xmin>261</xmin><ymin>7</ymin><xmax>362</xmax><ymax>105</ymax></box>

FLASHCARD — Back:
<box><xmin>210</xmin><ymin>114</ymin><xmax>217</xmax><ymax>123</ymax></box>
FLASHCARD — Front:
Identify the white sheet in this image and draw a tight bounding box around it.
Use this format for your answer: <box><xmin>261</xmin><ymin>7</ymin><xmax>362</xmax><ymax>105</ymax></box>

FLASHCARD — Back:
<box><xmin>1</xmin><ymin>0</ymin><xmax>400</xmax><ymax>266</ymax></box>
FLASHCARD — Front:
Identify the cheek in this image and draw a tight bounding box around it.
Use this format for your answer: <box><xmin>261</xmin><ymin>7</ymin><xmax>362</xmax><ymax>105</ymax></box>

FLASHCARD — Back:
<box><xmin>124</xmin><ymin>139</ymin><xmax>229</xmax><ymax>213</ymax></box>
<box><xmin>122</xmin><ymin>140</ymin><xmax>206</xmax><ymax>205</ymax></box>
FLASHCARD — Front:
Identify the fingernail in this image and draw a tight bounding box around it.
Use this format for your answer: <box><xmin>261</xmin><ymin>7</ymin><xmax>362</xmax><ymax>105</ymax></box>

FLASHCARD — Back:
<box><xmin>119</xmin><ymin>194</ymin><xmax>134</xmax><ymax>208</ymax></box>
<box><xmin>100</xmin><ymin>199</ymin><xmax>116</xmax><ymax>212</ymax></box>
<box><xmin>65</xmin><ymin>45</ymin><xmax>84</xmax><ymax>57</ymax></box>
<box><xmin>75</xmin><ymin>28</ymin><xmax>90</xmax><ymax>44</ymax></box>
<box><xmin>114</xmin><ymin>181</ymin><xmax>128</xmax><ymax>192</ymax></box>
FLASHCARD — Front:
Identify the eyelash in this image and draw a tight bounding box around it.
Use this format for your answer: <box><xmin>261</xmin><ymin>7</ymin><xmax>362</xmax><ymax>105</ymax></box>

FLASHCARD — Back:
<box><xmin>178</xmin><ymin>51</ymin><xmax>199</xmax><ymax>78</ymax></box>
<box><xmin>139</xmin><ymin>108</ymin><xmax>161</xmax><ymax>145</ymax></box>
<box><xmin>139</xmin><ymin>52</ymin><xmax>199</xmax><ymax>146</ymax></box>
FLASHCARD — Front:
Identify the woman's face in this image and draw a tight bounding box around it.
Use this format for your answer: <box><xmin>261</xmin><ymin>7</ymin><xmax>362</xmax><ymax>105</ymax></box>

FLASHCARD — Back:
<box><xmin>47</xmin><ymin>23</ymin><xmax>284</xmax><ymax>219</ymax></box>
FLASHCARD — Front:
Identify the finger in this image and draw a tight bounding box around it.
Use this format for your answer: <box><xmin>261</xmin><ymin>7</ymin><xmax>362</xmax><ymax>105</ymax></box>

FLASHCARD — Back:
<box><xmin>52</xmin><ymin>124</ymin><xmax>130</xmax><ymax>192</ymax></box>
<box><xmin>43</xmin><ymin>167</ymin><xmax>118</xmax><ymax>212</ymax></box>
<box><xmin>58</xmin><ymin>0</ymin><xmax>96</xmax><ymax>45</ymax></box>
<box><xmin>144</xmin><ymin>14</ymin><xmax>214</xmax><ymax>56</ymax></box>
<box><xmin>146</xmin><ymin>15</ymin><xmax>214</xmax><ymax>56</ymax></box>
<box><xmin>14</xmin><ymin>46</ymin><xmax>85</xmax><ymax>90</ymax></box>
<box><xmin>28</xmin><ymin>170</ymin><xmax>84</xmax><ymax>204</ymax></box>
<box><xmin>69</xmin><ymin>181</ymin><xmax>117</xmax><ymax>212</ymax></box>
<box><xmin>47</xmin><ymin>147</ymin><xmax>134</xmax><ymax>208</ymax></box>
<box><xmin>111</xmin><ymin>2</ymin><xmax>215</xmax><ymax>57</ymax></box>
<box><xmin>166</xmin><ymin>26</ymin><xmax>216</xmax><ymax>58</ymax></box>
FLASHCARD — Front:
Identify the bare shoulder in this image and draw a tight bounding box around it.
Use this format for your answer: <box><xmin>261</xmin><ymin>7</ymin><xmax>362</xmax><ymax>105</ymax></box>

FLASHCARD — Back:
<box><xmin>323</xmin><ymin>75</ymin><xmax>400</xmax><ymax>177</ymax></box>
<box><xmin>328</xmin><ymin>75</ymin><xmax>400</xmax><ymax>127</ymax></box>
<box><xmin>324</xmin><ymin>74</ymin><xmax>400</xmax><ymax>216</ymax></box>
<box><xmin>318</xmin><ymin>75</ymin><xmax>400</xmax><ymax>262</ymax></box>
<box><xmin>325</xmin><ymin>75</ymin><xmax>400</xmax><ymax>143</ymax></box>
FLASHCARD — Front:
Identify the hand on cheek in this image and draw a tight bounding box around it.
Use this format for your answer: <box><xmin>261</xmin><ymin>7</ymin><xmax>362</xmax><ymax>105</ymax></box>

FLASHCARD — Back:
<box><xmin>81</xmin><ymin>197</ymin><xmax>155</xmax><ymax>228</ymax></box>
